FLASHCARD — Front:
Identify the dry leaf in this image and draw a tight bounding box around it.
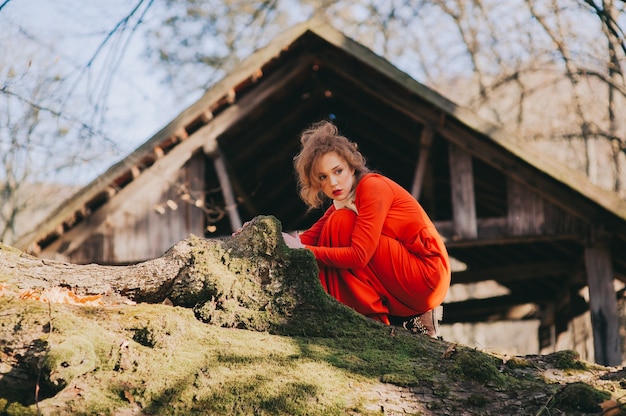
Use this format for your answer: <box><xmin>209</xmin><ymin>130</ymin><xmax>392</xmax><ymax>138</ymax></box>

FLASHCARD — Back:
<box><xmin>123</xmin><ymin>389</ymin><xmax>135</xmax><ymax>404</ymax></box>
<box><xmin>19</xmin><ymin>287</ymin><xmax>103</xmax><ymax>306</ymax></box>
<box><xmin>442</xmin><ymin>342</ymin><xmax>457</xmax><ymax>359</ymax></box>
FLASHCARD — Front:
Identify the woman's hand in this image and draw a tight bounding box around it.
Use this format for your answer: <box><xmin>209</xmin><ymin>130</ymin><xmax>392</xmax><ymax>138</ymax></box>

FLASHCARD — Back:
<box><xmin>282</xmin><ymin>232</ymin><xmax>304</xmax><ymax>249</ymax></box>
<box><xmin>232</xmin><ymin>221</ymin><xmax>250</xmax><ymax>237</ymax></box>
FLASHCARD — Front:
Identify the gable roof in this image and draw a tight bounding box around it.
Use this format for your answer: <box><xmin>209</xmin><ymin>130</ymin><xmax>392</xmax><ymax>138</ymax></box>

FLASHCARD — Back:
<box><xmin>13</xmin><ymin>19</ymin><xmax>626</xmax><ymax>286</ymax></box>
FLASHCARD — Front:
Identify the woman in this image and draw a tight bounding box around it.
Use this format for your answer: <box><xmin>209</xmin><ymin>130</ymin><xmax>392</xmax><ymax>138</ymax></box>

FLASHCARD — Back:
<box><xmin>284</xmin><ymin>120</ymin><xmax>451</xmax><ymax>338</ymax></box>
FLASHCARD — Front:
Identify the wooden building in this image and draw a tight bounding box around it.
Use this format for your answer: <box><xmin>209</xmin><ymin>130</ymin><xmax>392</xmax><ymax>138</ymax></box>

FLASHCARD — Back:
<box><xmin>14</xmin><ymin>20</ymin><xmax>626</xmax><ymax>366</ymax></box>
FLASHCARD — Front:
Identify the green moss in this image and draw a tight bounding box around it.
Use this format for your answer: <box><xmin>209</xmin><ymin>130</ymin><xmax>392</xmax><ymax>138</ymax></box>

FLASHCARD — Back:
<box><xmin>42</xmin><ymin>335</ymin><xmax>100</xmax><ymax>391</ymax></box>
<box><xmin>181</xmin><ymin>216</ymin><xmax>377</xmax><ymax>339</ymax></box>
<box><xmin>3</xmin><ymin>401</ymin><xmax>38</xmax><ymax>416</ymax></box>
<box><xmin>380</xmin><ymin>372</ymin><xmax>420</xmax><ymax>387</ymax></box>
<box><xmin>505</xmin><ymin>356</ymin><xmax>531</xmax><ymax>369</ymax></box>
<box><xmin>549</xmin><ymin>350</ymin><xmax>587</xmax><ymax>370</ymax></box>
<box><xmin>552</xmin><ymin>382</ymin><xmax>610</xmax><ymax>412</ymax></box>
<box><xmin>467</xmin><ymin>393</ymin><xmax>489</xmax><ymax>407</ymax></box>
<box><xmin>450</xmin><ymin>348</ymin><xmax>506</xmax><ymax>387</ymax></box>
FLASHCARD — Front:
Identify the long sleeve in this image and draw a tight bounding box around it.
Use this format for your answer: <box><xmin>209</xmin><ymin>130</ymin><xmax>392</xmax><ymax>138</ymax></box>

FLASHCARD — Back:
<box><xmin>306</xmin><ymin>176</ymin><xmax>393</xmax><ymax>268</ymax></box>
<box><xmin>299</xmin><ymin>205</ymin><xmax>336</xmax><ymax>246</ymax></box>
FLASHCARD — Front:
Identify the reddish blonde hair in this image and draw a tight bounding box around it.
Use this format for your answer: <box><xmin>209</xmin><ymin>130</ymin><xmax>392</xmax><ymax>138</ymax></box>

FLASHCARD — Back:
<box><xmin>294</xmin><ymin>120</ymin><xmax>369</xmax><ymax>208</ymax></box>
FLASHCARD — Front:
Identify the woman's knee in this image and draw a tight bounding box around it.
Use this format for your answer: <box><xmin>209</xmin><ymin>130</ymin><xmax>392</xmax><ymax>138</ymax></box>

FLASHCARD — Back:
<box><xmin>328</xmin><ymin>208</ymin><xmax>357</xmax><ymax>223</ymax></box>
<box><xmin>324</xmin><ymin>208</ymin><xmax>357</xmax><ymax>246</ymax></box>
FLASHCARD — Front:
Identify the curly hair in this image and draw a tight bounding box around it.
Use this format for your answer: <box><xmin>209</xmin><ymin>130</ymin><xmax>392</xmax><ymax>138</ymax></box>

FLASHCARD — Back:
<box><xmin>293</xmin><ymin>120</ymin><xmax>370</xmax><ymax>208</ymax></box>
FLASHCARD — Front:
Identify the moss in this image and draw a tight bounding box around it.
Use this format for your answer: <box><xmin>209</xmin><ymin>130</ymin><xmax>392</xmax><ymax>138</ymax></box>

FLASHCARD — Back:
<box><xmin>505</xmin><ymin>356</ymin><xmax>531</xmax><ymax>369</ymax></box>
<box><xmin>0</xmin><ymin>244</ymin><xmax>30</xmax><ymax>283</ymax></box>
<box><xmin>467</xmin><ymin>393</ymin><xmax>489</xmax><ymax>407</ymax></box>
<box><xmin>131</xmin><ymin>326</ymin><xmax>157</xmax><ymax>348</ymax></box>
<box><xmin>3</xmin><ymin>401</ymin><xmax>38</xmax><ymax>416</ymax></box>
<box><xmin>552</xmin><ymin>382</ymin><xmax>610</xmax><ymax>412</ymax></box>
<box><xmin>450</xmin><ymin>348</ymin><xmax>506</xmax><ymax>387</ymax></box>
<box><xmin>42</xmin><ymin>335</ymin><xmax>100</xmax><ymax>392</ymax></box>
<box><xmin>548</xmin><ymin>350</ymin><xmax>587</xmax><ymax>370</ymax></box>
<box><xmin>180</xmin><ymin>215</ymin><xmax>376</xmax><ymax>339</ymax></box>
<box><xmin>0</xmin><ymin>242</ymin><xmax>23</xmax><ymax>255</ymax></box>
<box><xmin>380</xmin><ymin>372</ymin><xmax>420</xmax><ymax>387</ymax></box>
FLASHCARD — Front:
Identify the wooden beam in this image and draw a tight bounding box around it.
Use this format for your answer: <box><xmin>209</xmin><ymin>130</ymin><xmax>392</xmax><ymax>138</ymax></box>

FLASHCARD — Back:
<box><xmin>205</xmin><ymin>146</ymin><xmax>243</xmax><ymax>233</ymax></box>
<box><xmin>448</xmin><ymin>142</ymin><xmax>477</xmax><ymax>239</ymax></box>
<box><xmin>174</xmin><ymin>127</ymin><xmax>189</xmax><ymax>141</ymax></box>
<box><xmin>226</xmin><ymin>88</ymin><xmax>236</xmax><ymax>104</ymax></box>
<box><xmin>53</xmin><ymin>224</ymin><xmax>64</xmax><ymax>238</ymax></box>
<box><xmin>442</xmin><ymin>294</ymin><xmax>541</xmax><ymax>323</ymax></box>
<box><xmin>435</xmin><ymin>217</ymin><xmax>504</xmax><ymax>243</ymax></box>
<box><xmin>434</xmin><ymin>217</ymin><xmax>584</xmax><ymax>248</ymax></box>
<box><xmin>445</xmin><ymin>285</ymin><xmax>589</xmax><ymax>325</ymax></box>
<box><xmin>131</xmin><ymin>166</ymin><xmax>141</xmax><ymax>179</ymax></box>
<box><xmin>584</xmin><ymin>233</ymin><xmax>621</xmax><ymax>366</ymax></box>
<box><xmin>27</xmin><ymin>242</ymin><xmax>41</xmax><ymax>256</ymax></box>
<box><xmin>411</xmin><ymin>126</ymin><xmax>434</xmax><ymax>200</ymax></box>
<box><xmin>452</xmin><ymin>261</ymin><xmax>574</xmax><ymax>284</ymax></box>
<box><xmin>154</xmin><ymin>146</ymin><xmax>165</xmax><ymax>159</ymax></box>
<box><xmin>200</xmin><ymin>110</ymin><xmax>214</xmax><ymax>123</ymax></box>
<box><xmin>199</xmin><ymin>55</ymin><xmax>311</xmax><ymax>156</ymax></box>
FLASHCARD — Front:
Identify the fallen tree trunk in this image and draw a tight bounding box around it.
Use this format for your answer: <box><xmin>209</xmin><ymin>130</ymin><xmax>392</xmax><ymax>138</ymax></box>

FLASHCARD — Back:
<box><xmin>0</xmin><ymin>215</ymin><xmax>366</xmax><ymax>335</ymax></box>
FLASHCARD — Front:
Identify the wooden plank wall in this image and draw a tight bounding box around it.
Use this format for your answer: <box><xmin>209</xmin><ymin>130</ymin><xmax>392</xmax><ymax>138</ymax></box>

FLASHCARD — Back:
<box><xmin>507</xmin><ymin>178</ymin><xmax>545</xmax><ymax>235</ymax></box>
<box><xmin>449</xmin><ymin>142</ymin><xmax>477</xmax><ymax>239</ymax></box>
<box><xmin>68</xmin><ymin>154</ymin><xmax>206</xmax><ymax>264</ymax></box>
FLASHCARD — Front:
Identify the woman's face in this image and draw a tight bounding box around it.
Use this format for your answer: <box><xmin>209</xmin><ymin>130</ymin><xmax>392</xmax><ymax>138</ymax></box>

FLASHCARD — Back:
<box><xmin>313</xmin><ymin>151</ymin><xmax>355</xmax><ymax>203</ymax></box>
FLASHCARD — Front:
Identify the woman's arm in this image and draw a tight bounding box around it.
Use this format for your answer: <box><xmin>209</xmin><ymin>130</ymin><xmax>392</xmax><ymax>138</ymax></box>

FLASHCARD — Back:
<box><xmin>307</xmin><ymin>176</ymin><xmax>393</xmax><ymax>268</ymax></box>
<box><xmin>298</xmin><ymin>205</ymin><xmax>335</xmax><ymax>246</ymax></box>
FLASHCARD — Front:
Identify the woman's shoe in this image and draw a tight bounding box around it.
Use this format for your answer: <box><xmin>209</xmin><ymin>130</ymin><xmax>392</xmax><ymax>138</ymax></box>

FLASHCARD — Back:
<box><xmin>402</xmin><ymin>305</ymin><xmax>443</xmax><ymax>339</ymax></box>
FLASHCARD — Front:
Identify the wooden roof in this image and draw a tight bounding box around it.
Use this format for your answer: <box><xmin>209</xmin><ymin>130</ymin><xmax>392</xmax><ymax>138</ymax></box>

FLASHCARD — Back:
<box><xmin>14</xmin><ymin>19</ymin><xmax>626</xmax><ymax>335</ymax></box>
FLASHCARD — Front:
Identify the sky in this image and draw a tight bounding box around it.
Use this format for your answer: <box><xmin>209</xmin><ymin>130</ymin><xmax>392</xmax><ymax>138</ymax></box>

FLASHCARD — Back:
<box><xmin>1</xmin><ymin>0</ymin><xmax>192</xmax><ymax>180</ymax></box>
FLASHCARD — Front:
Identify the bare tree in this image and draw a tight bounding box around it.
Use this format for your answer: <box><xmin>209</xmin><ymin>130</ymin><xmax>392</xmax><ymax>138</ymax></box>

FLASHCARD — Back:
<box><xmin>583</xmin><ymin>0</ymin><xmax>626</xmax><ymax>192</ymax></box>
<box><xmin>0</xmin><ymin>1</ymin><xmax>158</xmax><ymax>244</ymax></box>
<box><xmin>0</xmin><ymin>64</ymin><xmax>79</xmax><ymax>244</ymax></box>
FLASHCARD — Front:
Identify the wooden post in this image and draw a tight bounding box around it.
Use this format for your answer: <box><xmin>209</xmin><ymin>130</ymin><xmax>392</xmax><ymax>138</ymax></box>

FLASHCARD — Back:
<box><xmin>538</xmin><ymin>301</ymin><xmax>556</xmax><ymax>353</ymax></box>
<box><xmin>411</xmin><ymin>127</ymin><xmax>434</xmax><ymax>200</ymax></box>
<box><xmin>584</xmin><ymin>233</ymin><xmax>621</xmax><ymax>366</ymax></box>
<box><xmin>507</xmin><ymin>178</ymin><xmax>545</xmax><ymax>235</ymax></box>
<box><xmin>206</xmin><ymin>146</ymin><xmax>242</xmax><ymax>233</ymax></box>
<box><xmin>448</xmin><ymin>142</ymin><xmax>477</xmax><ymax>239</ymax></box>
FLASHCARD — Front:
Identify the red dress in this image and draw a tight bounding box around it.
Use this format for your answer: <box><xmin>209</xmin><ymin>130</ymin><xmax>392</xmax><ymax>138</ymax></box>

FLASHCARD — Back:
<box><xmin>299</xmin><ymin>173</ymin><xmax>451</xmax><ymax>324</ymax></box>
